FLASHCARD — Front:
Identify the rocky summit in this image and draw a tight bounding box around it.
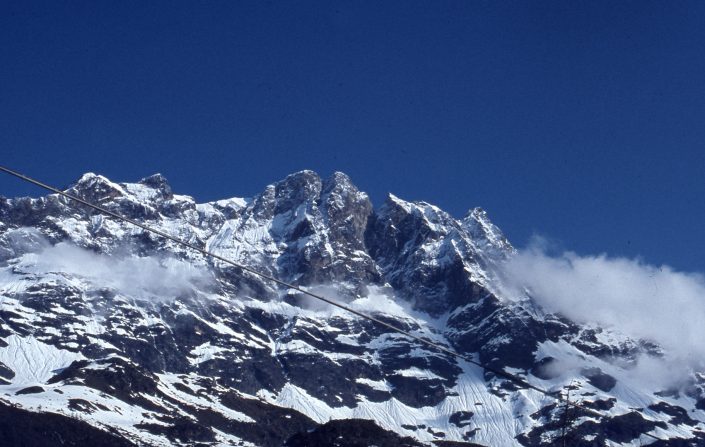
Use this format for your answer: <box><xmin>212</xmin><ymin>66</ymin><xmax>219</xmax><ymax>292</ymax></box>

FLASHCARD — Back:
<box><xmin>0</xmin><ymin>171</ymin><xmax>704</xmax><ymax>446</ymax></box>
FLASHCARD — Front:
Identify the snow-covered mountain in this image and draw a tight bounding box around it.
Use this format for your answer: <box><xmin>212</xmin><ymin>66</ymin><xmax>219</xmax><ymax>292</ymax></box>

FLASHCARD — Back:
<box><xmin>0</xmin><ymin>171</ymin><xmax>703</xmax><ymax>446</ymax></box>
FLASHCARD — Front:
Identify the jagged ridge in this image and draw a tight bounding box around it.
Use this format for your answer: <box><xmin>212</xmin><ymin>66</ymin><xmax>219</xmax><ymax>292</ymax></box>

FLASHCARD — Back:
<box><xmin>0</xmin><ymin>171</ymin><xmax>703</xmax><ymax>446</ymax></box>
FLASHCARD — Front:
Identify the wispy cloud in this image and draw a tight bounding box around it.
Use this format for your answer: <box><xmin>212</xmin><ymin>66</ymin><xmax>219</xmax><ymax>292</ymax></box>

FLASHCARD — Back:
<box><xmin>24</xmin><ymin>240</ymin><xmax>213</xmax><ymax>299</ymax></box>
<box><xmin>499</xmin><ymin>237</ymin><xmax>705</xmax><ymax>385</ymax></box>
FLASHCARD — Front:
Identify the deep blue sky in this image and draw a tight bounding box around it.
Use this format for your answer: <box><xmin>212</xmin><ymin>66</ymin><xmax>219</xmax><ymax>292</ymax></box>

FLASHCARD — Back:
<box><xmin>1</xmin><ymin>1</ymin><xmax>704</xmax><ymax>272</ymax></box>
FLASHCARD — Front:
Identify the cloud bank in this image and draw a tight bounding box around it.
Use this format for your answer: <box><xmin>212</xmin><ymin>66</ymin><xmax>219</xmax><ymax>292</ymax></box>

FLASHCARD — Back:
<box><xmin>26</xmin><ymin>241</ymin><xmax>213</xmax><ymax>299</ymax></box>
<box><xmin>499</xmin><ymin>239</ymin><xmax>705</xmax><ymax>383</ymax></box>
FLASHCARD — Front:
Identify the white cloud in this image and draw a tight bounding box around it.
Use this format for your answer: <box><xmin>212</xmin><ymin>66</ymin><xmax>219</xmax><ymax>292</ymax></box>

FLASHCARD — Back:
<box><xmin>26</xmin><ymin>241</ymin><xmax>213</xmax><ymax>299</ymax></box>
<box><xmin>284</xmin><ymin>284</ymin><xmax>421</xmax><ymax>322</ymax></box>
<box><xmin>498</xmin><ymin>238</ymin><xmax>705</xmax><ymax>385</ymax></box>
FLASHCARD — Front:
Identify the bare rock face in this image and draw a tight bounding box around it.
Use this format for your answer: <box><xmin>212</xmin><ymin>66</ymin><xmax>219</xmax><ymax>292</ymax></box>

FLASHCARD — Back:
<box><xmin>284</xmin><ymin>419</ymin><xmax>426</xmax><ymax>447</ymax></box>
<box><xmin>0</xmin><ymin>170</ymin><xmax>702</xmax><ymax>447</ymax></box>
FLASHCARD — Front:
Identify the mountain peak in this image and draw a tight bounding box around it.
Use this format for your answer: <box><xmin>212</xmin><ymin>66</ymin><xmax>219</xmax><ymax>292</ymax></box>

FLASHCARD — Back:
<box><xmin>67</xmin><ymin>172</ymin><xmax>125</xmax><ymax>202</ymax></box>
<box><xmin>325</xmin><ymin>171</ymin><xmax>353</xmax><ymax>187</ymax></box>
<box><xmin>75</xmin><ymin>172</ymin><xmax>99</xmax><ymax>183</ymax></box>
<box><xmin>281</xmin><ymin>169</ymin><xmax>321</xmax><ymax>185</ymax></box>
<box><xmin>139</xmin><ymin>172</ymin><xmax>170</xmax><ymax>189</ymax></box>
<box><xmin>462</xmin><ymin>206</ymin><xmax>513</xmax><ymax>255</ymax></box>
<box><xmin>72</xmin><ymin>172</ymin><xmax>113</xmax><ymax>188</ymax></box>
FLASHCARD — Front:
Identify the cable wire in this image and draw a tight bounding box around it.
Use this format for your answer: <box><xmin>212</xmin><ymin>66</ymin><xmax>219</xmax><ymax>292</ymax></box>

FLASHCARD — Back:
<box><xmin>0</xmin><ymin>165</ymin><xmax>663</xmax><ymax>441</ymax></box>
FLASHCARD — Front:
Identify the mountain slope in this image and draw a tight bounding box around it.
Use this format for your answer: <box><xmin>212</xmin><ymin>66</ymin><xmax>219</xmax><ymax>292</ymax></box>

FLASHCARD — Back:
<box><xmin>0</xmin><ymin>171</ymin><xmax>704</xmax><ymax>446</ymax></box>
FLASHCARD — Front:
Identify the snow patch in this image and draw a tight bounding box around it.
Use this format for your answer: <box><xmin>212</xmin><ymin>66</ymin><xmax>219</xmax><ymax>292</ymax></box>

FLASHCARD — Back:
<box><xmin>0</xmin><ymin>335</ymin><xmax>84</xmax><ymax>386</ymax></box>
